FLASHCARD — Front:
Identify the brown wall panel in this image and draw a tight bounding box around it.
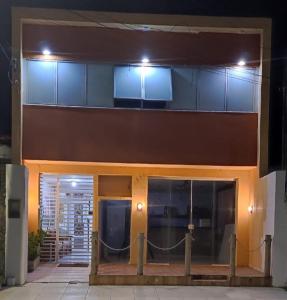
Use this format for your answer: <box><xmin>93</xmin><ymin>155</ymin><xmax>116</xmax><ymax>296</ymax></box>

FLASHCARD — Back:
<box><xmin>98</xmin><ymin>175</ymin><xmax>132</xmax><ymax>197</ymax></box>
<box><xmin>22</xmin><ymin>24</ymin><xmax>260</xmax><ymax>66</ymax></box>
<box><xmin>22</xmin><ymin>105</ymin><xmax>258</xmax><ymax>166</ymax></box>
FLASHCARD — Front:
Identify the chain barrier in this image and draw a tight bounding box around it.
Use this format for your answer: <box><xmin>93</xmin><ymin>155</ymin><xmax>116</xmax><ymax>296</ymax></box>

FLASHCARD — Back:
<box><xmin>145</xmin><ymin>237</ymin><xmax>186</xmax><ymax>251</ymax></box>
<box><xmin>97</xmin><ymin>237</ymin><xmax>137</xmax><ymax>252</ymax></box>
<box><xmin>235</xmin><ymin>238</ymin><xmax>266</xmax><ymax>253</ymax></box>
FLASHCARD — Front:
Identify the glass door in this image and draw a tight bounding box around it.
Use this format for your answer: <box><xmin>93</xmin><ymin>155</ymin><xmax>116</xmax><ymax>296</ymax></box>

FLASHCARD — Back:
<box><xmin>99</xmin><ymin>200</ymin><xmax>131</xmax><ymax>263</ymax></box>
<box><xmin>147</xmin><ymin>178</ymin><xmax>235</xmax><ymax>265</ymax></box>
<box><xmin>192</xmin><ymin>181</ymin><xmax>235</xmax><ymax>264</ymax></box>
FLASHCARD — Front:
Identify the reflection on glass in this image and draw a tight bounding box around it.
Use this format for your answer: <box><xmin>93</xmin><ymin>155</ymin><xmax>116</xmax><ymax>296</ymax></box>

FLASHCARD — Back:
<box><xmin>148</xmin><ymin>179</ymin><xmax>190</xmax><ymax>263</ymax></box>
<box><xmin>99</xmin><ymin>200</ymin><xmax>131</xmax><ymax>263</ymax></box>
<box><xmin>147</xmin><ymin>179</ymin><xmax>235</xmax><ymax>265</ymax></box>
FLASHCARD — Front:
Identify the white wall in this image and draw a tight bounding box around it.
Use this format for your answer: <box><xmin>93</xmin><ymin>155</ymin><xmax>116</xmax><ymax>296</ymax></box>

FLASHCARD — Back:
<box><xmin>271</xmin><ymin>171</ymin><xmax>287</xmax><ymax>287</ymax></box>
<box><xmin>256</xmin><ymin>171</ymin><xmax>287</xmax><ymax>287</ymax></box>
<box><xmin>5</xmin><ymin>164</ymin><xmax>28</xmax><ymax>285</ymax></box>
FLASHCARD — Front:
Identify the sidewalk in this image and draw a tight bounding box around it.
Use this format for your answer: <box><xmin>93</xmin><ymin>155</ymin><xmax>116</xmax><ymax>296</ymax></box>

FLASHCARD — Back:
<box><xmin>0</xmin><ymin>283</ymin><xmax>286</xmax><ymax>300</ymax></box>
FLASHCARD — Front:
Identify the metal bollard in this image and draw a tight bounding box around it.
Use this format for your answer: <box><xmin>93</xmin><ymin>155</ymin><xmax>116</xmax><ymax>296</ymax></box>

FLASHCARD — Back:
<box><xmin>137</xmin><ymin>233</ymin><xmax>144</xmax><ymax>275</ymax></box>
<box><xmin>90</xmin><ymin>231</ymin><xmax>98</xmax><ymax>276</ymax></box>
<box><xmin>264</xmin><ymin>235</ymin><xmax>272</xmax><ymax>278</ymax></box>
<box><xmin>230</xmin><ymin>234</ymin><xmax>236</xmax><ymax>278</ymax></box>
<box><xmin>184</xmin><ymin>232</ymin><xmax>192</xmax><ymax>276</ymax></box>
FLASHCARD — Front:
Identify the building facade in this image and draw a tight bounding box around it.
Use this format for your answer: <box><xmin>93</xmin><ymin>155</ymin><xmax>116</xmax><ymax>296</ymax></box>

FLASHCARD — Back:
<box><xmin>3</xmin><ymin>6</ymin><xmax>286</xmax><ymax>287</ymax></box>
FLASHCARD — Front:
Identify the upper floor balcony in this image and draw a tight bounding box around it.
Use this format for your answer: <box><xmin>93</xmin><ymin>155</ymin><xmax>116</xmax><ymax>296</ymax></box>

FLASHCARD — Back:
<box><xmin>22</xmin><ymin>59</ymin><xmax>258</xmax><ymax>166</ymax></box>
<box><xmin>21</xmin><ymin>22</ymin><xmax>260</xmax><ymax>167</ymax></box>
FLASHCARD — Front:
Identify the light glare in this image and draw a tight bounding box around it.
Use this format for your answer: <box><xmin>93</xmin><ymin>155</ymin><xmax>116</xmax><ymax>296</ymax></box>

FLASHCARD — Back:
<box><xmin>237</xmin><ymin>59</ymin><xmax>246</xmax><ymax>66</ymax></box>
<box><xmin>71</xmin><ymin>181</ymin><xmax>77</xmax><ymax>187</ymax></box>
<box><xmin>42</xmin><ymin>49</ymin><xmax>51</xmax><ymax>56</ymax></box>
<box><xmin>137</xmin><ymin>202</ymin><xmax>144</xmax><ymax>211</ymax></box>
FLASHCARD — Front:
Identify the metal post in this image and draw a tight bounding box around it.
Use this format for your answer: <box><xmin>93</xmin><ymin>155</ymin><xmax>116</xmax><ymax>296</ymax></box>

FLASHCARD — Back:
<box><xmin>137</xmin><ymin>233</ymin><xmax>144</xmax><ymax>275</ymax></box>
<box><xmin>264</xmin><ymin>235</ymin><xmax>272</xmax><ymax>278</ymax></box>
<box><xmin>230</xmin><ymin>233</ymin><xmax>236</xmax><ymax>278</ymax></box>
<box><xmin>90</xmin><ymin>231</ymin><xmax>98</xmax><ymax>276</ymax></box>
<box><xmin>184</xmin><ymin>232</ymin><xmax>192</xmax><ymax>276</ymax></box>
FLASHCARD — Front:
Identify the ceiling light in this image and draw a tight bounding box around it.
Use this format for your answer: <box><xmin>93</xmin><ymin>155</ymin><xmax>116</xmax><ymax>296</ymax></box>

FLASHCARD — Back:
<box><xmin>42</xmin><ymin>49</ymin><xmax>51</xmax><ymax>56</ymax></box>
<box><xmin>141</xmin><ymin>57</ymin><xmax>149</xmax><ymax>66</ymax></box>
<box><xmin>237</xmin><ymin>59</ymin><xmax>246</xmax><ymax>66</ymax></box>
<box><xmin>142</xmin><ymin>57</ymin><xmax>149</xmax><ymax>63</ymax></box>
<box><xmin>71</xmin><ymin>181</ymin><xmax>77</xmax><ymax>187</ymax></box>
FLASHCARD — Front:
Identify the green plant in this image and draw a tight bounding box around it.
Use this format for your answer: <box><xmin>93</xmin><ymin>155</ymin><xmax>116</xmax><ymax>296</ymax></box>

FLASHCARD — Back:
<box><xmin>28</xmin><ymin>230</ymin><xmax>46</xmax><ymax>261</ymax></box>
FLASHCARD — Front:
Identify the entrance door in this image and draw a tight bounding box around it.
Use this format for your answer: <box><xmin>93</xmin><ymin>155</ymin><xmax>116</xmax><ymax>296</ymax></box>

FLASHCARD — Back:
<box><xmin>147</xmin><ymin>178</ymin><xmax>235</xmax><ymax>265</ymax></box>
<box><xmin>40</xmin><ymin>174</ymin><xmax>93</xmax><ymax>264</ymax></box>
<box><xmin>99</xmin><ymin>200</ymin><xmax>131</xmax><ymax>263</ymax></box>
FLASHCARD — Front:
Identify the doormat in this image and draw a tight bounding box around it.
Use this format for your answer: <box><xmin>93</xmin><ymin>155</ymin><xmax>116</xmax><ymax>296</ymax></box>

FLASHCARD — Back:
<box><xmin>57</xmin><ymin>263</ymin><xmax>89</xmax><ymax>267</ymax></box>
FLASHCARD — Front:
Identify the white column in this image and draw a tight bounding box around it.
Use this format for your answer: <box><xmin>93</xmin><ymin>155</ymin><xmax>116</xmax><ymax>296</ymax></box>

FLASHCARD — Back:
<box><xmin>5</xmin><ymin>164</ymin><xmax>28</xmax><ymax>285</ymax></box>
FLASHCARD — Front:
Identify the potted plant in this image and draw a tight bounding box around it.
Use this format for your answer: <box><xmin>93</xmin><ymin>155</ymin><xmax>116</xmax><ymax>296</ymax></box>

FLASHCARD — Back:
<box><xmin>28</xmin><ymin>230</ymin><xmax>46</xmax><ymax>272</ymax></box>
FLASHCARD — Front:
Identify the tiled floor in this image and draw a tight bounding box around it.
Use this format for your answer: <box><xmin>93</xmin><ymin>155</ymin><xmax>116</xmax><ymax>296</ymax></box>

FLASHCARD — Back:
<box><xmin>0</xmin><ymin>283</ymin><xmax>286</xmax><ymax>300</ymax></box>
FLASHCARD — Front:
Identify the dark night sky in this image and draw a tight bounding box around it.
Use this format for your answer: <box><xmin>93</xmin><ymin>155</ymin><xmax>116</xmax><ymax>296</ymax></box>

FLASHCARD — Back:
<box><xmin>0</xmin><ymin>0</ymin><xmax>287</xmax><ymax>170</ymax></box>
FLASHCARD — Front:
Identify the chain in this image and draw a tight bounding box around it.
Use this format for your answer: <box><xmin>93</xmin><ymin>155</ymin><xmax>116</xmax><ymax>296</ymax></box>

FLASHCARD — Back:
<box><xmin>236</xmin><ymin>238</ymin><xmax>266</xmax><ymax>253</ymax></box>
<box><xmin>146</xmin><ymin>237</ymin><xmax>186</xmax><ymax>251</ymax></box>
<box><xmin>97</xmin><ymin>237</ymin><xmax>137</xmax><ymax>252</ymax></box>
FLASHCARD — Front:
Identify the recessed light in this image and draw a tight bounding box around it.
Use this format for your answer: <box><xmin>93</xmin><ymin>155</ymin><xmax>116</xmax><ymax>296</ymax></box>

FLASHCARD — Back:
<box><xmin>141</xmin><ymin>57</ymin><xmax>149</xmax><ymax>66</ymax></box>
<box><xmin>42</xmin><ymin>49</ymin><xmax>51</xmax><ymax>56</ymax></box>
<box><xmin>71</xmin><ymin>181</ymin><xmax>77</xmax><ymax>187</ymax></box>
<box><xmin>142</xmin><ymin>57</ymin><xmax>149</xmax><ymax>63</ymax></box>
<box><xmin>237</xmin><ymin>59</ymin><xmax>246</xmax><ymax>66</ymax></box>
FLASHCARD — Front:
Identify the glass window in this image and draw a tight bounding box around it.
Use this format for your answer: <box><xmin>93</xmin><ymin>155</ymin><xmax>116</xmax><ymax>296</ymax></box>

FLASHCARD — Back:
<box><xmin>147</xmin><ymin>178</ymin><xmax>235</xmax><ymax>265</ymax></box>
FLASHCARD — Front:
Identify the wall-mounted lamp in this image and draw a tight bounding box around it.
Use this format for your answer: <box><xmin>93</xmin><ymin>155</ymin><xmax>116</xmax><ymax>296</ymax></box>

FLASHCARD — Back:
<box><xmin>137</xmin><ymin>202</ymin><xmax>144</xmax><ymax>211</ymax></box>
<box><xmin>248</xmin><ymin>205</ymin><xmax>254</xmax><ymax>214</ymax></box>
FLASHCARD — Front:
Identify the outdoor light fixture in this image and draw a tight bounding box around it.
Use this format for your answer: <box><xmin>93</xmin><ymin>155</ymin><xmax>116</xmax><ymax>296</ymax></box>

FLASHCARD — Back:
<box><xmin>248</xmin><ymin>205</ymin><xmax>254</xmax><ymax>214</ymax></box>
<box><xmin>137</xmin><ymin>202</ymin><xmax>144</xmax><ymax>211</ymax></box>
<box><xmin>42</xmin><ymin>49</ymin><xmax>51</xmax><ymax>56</ymax></box>
<box><xmin>71</xmin><ymin>181</ymin><xmax>77</xmax><ymax>187</ymax></box>
<box><xmin>237</xmin><ymin>59</ymin><xmax>246</xmax><ymax>66</ymax></box>
<box><xmin>141</xmin><ymin>57</ymin><xmax>149</xmax><ymax>66</ymax></box>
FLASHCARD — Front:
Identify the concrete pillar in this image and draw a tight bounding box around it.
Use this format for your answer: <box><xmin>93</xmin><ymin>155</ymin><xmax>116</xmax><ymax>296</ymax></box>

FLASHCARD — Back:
<box><xmin>5</xmin><ymin>164</ymin><xmax>28</xmax><ymax>285</ymax></box>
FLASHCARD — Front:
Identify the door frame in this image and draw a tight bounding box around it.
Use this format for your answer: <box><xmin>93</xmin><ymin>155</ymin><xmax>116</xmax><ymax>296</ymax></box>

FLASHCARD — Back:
<box><xmin>97</xmin><ymin>197</ymin><xmax>132</xmax><ymax>264</ymax></box>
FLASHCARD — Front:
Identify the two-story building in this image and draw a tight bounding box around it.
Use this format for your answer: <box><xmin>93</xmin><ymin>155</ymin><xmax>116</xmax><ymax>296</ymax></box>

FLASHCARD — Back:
<box><xmin>5</xmin><ymin>7</ymin><xmax>287</xmax><ymax>287</ymax></box>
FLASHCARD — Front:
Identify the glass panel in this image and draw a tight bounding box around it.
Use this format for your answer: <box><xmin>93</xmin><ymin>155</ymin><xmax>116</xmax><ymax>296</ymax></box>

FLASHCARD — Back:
<box><xmin>192</xmin><ymin>181</ymin><xmax>235</xmax><ymax>264</ymax></box>
<box><xmin>99</xmin><ymin>200</ymin><xmax>131</xmax><ymax>263</ymax></box>
<box><xmin>197</xmin><ymin>68</ymin><xmax>226</xmax><ymax>111</ymax></box>
<box><xmin>147</xmin><ymin>179</ymin><xmax>190</xmax><ymax>263</ymax></box>
<box><xmin>144</xmin><ymin>67</ymin><xmax>172</xmax><ymax>101</ymax></box>
<box><xmin>26</xmin><ymin>60</ymin><xmax>56</xmax><ymax>104</ymax></box>
<box><xmin>58</xmin><ymin>62</ymin><xmax>86</xmax><ymax>106</ymax></box>
<box><xmin>114</xmin><ymin>66</ymin><xmax>142</xmax><ymax>99</ymax></box>
<box><xmin>147</xmin><ymin>178</ymin><xmax>235</xmax><ymax>265</ymax></box>
<box><xmin>87</xmin><ymin>64</ymin><xmax>114</xmax><ymax>107</ymax></box>
<box><xmin>226</xmin><ymin>68</ymin><xmax>256</xmax><ymax>112</ymax></box>
<box><xmin>170</xmin><ymin>67</ymin><xmax>196</xmax><ymax>110</ymax></box>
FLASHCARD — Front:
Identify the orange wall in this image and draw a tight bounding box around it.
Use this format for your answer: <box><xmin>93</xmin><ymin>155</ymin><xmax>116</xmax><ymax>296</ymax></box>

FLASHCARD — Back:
<box><xmin>23</xmin><ymin>105</ymin><xmax>258</xmax><ymax>166</ymax></box>
<box><xmin>25</xmin><ymin>160</ymin><xmax>257</xmax><ymax>266</ymax></box>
